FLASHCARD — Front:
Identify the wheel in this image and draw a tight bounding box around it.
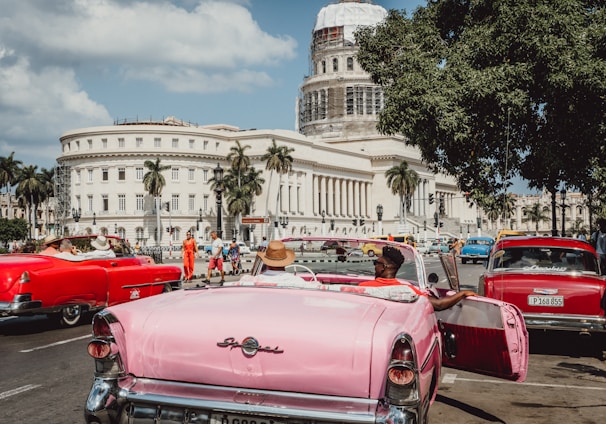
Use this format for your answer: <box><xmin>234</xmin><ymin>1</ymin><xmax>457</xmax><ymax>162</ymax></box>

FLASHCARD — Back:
<box><xmin>53</xmin><ymin>305</ymin><xmax>84</xmax><ymax>327</ymax></box>
<box><xmin>367</xmin><ymin>250</ymin><xmax>375</xmax><ymax>257</ymax></box>
<box><xmin>285</xmin><ymin>264</ymin><xmax>318</xmax><ymax>283</ymax></box>
<box><xmin>162</xmin><ymin>284</ymin><xmax>173</xmax><ymax>293</ymax></box>
<box><xmin>461</xmin><ymin>258</ymin><xmax>467</xmax><ymax>264</ymax></box>
<box><xmin>473</xmin><ymin>259</ymin><xmax>478</xmax><ymax>264</ymax></box>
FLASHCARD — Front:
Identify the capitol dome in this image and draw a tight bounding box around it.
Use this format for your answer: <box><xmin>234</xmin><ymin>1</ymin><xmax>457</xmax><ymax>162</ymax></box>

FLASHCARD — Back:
<box><xmin>314</xmin><ymin>1</ymin><xmax>387</xmax><ymax>45</ymax></box>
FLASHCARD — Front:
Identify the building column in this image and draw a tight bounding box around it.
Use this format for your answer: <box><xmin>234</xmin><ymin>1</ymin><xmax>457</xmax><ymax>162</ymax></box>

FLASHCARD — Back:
<box><xmin>327</xmin><ymin>176</ymin><xmax>334</xmax><ymax>216</ymax></box>
<box><xmin>312</xmin><ymin>174</ymin><xmax>318</xmax><ymax>215</ymax></box>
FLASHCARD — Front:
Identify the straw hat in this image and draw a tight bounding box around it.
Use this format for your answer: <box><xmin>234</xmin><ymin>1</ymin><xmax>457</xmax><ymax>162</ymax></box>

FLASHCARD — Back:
<box><xmin>43</xmin><ymin>234</ymin><xmax>59</xmax><ymax>245</ymax></box>
<box><xmin>256</xmin><ymin>240</ymin><xmax>295</xmax><ymax>267</ymax></box>
<box><xmin>90</xmin><ymin>235</ymin><xmax>111</xmax><ymax>251</ymax></box>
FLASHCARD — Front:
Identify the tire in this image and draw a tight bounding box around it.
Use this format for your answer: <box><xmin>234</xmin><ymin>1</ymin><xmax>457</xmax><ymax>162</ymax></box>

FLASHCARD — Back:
<box><xmin>54</xmin><ymin>305</ymin><xmax>84</xmax><ymax>327</ymax></box>
<box><xmin>473</xmin><ymin>259</ymin><xmax>478</xmax><ymax>264</ymax></box>
<box><xmin>162</xmin><ymin>284</ymin><xmax>173</xmax><ymax>293</ymax></box>
<box><xmin>461</xmin><ymin>258</ymin><xmax>467</xmax><ymax>264</ymax></box>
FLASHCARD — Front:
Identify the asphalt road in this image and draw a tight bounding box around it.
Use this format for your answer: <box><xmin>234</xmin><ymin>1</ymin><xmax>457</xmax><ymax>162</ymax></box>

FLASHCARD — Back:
<box><xmin>1</xmin><ymin>256</ymin><xmax>605</xmax><ymax>423</ymax></box>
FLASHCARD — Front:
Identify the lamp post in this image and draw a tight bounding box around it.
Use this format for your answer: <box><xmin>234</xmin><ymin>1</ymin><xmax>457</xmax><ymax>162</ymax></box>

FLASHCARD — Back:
<box><xmin>330</xmin><ymin>219</ymin><xmax>335</xmax><ymax>235</ymax></box>
<box><xmin>114</xmin><ymin>223</ymin><xmax>117</xmax><ymax>234</ymax></box>
<box><xmin>213</xmin><ymin>163</ymin><xmax>224</xmax><ymax>239</ymax></box>
<box><xmin>279</xmin><ymin>216</ymin><xmax>289</xmax><ymax>238</ymax></box>
<box><xmin>560</xmin><ymin>189</ymin><xmax>567</xmax><ymax>237</ymax></box>
<box><xmin>376</xmin><ymin>204</ymin><xmax>383</xmax><ymax>236</ymax></box>
<box><xmin>197</xmin><ymin>208</ymin><xmax>203</xmax><ymax>243</ymax></box>
<box><xmin>72</xmin><ymin>207</ymin><xmax>81</xmax><ymax>235</ymax></box>
<box><xmin>92</xmin><ymin>212</ymin><xmax>97</xmax><ymax>234</ymax></box>
<box><xmin>321</xmin><ymin>210</ymin><xmax>326</xmax><ymax>236</ymax></box>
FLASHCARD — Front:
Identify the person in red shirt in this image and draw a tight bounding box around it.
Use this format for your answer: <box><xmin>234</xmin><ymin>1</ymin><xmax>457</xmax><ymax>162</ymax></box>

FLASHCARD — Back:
<box><xmin>360</xmin><ymin>245</ymin><xmax>475</xmax><ymax>311</ymax></box>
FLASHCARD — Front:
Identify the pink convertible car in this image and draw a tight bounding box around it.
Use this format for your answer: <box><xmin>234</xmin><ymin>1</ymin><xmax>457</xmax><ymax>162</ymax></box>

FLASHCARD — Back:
<box><xmin>85</xmin><ymin>237</ymin><xmax>528</xmax><ymax>424</ymax></box>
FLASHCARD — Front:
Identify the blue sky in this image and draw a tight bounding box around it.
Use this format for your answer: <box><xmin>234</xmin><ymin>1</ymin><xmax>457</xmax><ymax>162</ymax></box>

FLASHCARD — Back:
<box><xmin>0</xmin><ymin>0</ymin><xmax>534</xmax><ymax>193</ymax></box>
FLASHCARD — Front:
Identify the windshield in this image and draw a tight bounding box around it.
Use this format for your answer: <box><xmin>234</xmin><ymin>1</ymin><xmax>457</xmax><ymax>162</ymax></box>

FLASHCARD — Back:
<box><xmin>490</xmin><ymin>246</ymin><xmax>599</xmax><ymax>274</ymax></box>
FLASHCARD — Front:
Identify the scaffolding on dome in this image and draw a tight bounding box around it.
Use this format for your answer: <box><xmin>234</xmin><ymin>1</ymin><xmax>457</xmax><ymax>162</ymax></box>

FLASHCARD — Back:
<box><xmin>54</xmin><ymin>164</ymin><xmax>71</xmax><ymax>237</ymax></box>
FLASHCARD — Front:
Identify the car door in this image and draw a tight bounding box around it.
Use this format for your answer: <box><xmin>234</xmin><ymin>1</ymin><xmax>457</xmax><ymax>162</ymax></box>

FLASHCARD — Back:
<box><xmin>435</xmin><ymin>253</ymin><xmax>529</xmax><ymax>382</ymax></box>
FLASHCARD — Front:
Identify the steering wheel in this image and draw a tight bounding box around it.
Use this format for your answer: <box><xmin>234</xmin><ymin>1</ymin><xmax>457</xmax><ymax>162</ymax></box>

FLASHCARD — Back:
<box><xmin>285</xmin><ymin>264</ymin><xmax>319</xmax><ymax>283</ymax></box>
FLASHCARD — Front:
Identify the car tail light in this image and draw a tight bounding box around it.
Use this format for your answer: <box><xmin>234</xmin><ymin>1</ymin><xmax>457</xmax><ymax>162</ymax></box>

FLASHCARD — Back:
<box><xmin>88</xmin><ymin>340</ymin><xmax>112</xmax><ymax>359</ymax></box>
<box><xmin>88</xmin><ymin>310</ymin><xmax>125</xmax><ymax>377</ymax></box>
<box><xmin>385</xmin><ymin>336</ymin><xmax>419</xmax><ymax>406</ymax></box>
<box><xmin>19</xmin><ymin>271</ymin><xmax>30</xmax><ymax>283</ymax></box>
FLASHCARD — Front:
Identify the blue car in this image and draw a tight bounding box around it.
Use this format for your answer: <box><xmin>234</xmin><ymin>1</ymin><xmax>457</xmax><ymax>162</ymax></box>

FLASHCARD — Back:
<box><xmin>459</xmin><ymin>236</ymin><xmax>495</xmax><ymax>264</ymax></box>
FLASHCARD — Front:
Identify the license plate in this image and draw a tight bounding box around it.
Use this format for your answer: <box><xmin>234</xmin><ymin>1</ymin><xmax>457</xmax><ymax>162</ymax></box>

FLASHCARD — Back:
<box><xmin>210</xmin><ymin>413</ymin><xmax>285</xmax><ymax>424</ymax></box>
<box><xmin>527</xmin><ymin>295</ymin><xmax>564</xmax><ymax>307</ymax></box>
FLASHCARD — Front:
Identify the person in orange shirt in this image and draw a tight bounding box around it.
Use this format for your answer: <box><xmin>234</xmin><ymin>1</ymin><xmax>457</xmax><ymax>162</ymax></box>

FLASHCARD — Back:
<box><xmin>181</xmin><ymin>231</ymin><xmax>199</xmax><ymax>281</ymax></box>
<box><xmin>359</xmin><ymin>245</ymin><xmax>475</xmax><ymax>311</ymax></box>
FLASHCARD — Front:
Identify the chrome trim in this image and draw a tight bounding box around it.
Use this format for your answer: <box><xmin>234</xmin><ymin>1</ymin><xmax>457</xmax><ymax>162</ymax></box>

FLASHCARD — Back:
<box><xmin>524</xmin><ymin>313</ymin><xmax>606</xmax><ymax>332</ymax></box>
<box><xmin>85</xmin><ymin>377</ymin><xmax>421</xmax><ymax>424</ymax></box>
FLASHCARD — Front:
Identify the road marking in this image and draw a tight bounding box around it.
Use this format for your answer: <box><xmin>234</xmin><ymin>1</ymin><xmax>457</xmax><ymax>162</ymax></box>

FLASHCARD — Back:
<box><xmin>442</xmin><ymin>373</ymin><xmax>606</xmax><ymax>391</ymax></box>
<box><xmin>19</xmin><ymin>334</ymin><xmax>90</xmax><ymax>353</ymax></box>
<box><xmin>0</xmin><ymin>384</ymin><xmax>41</xmax><ymax>400</ymax></box>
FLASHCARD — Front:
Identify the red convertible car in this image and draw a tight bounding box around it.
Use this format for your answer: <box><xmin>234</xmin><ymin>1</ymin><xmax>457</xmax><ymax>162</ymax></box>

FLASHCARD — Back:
<box><xmin>479</xmin><ymin>236</ymin><xmax>606</xmax><ymax>350</ymax></box>
<box><xmin>0</xmin><ymin>235</ymin><xmax>182</xmax><ymax>327</ymax></box>
<box><xmin>85</xmin><ymin>236</ymin><xmax>527</xmax><ymax>424</ymax></box>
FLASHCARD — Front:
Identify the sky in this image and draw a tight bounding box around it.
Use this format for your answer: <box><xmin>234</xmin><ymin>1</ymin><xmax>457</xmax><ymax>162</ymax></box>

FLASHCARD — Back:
<box><xmin>0</xmin><ymin>0</ymin><xmax>535</xmax><ymax>193</ymax></box>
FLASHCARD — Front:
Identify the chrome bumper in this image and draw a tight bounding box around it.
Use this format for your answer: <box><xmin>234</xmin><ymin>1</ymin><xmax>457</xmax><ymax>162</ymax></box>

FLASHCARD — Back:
<box><xmin>524</xmin><ymin>313</ymin><xmax>606</xmax><ymax>333</ymax></box>
<box><xmin>0</xmin><ymin>294</ymin><xmax>42</xmax><ymax>316</ymax></box>
<box><xmin>85</xmin><ymin>376</ymin><xmax>420</xmax><ymax>424</ymax></box>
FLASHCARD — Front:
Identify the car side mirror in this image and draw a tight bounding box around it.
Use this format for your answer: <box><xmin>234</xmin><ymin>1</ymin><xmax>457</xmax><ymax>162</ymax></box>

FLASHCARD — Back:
<box><xmin>428</xmin><ymin>272</ymin><xmax>439</xmax><ymax>284</ymax></box>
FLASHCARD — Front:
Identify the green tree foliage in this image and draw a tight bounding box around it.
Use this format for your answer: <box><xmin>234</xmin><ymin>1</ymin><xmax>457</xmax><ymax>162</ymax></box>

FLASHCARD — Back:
<box><xmin>356</xmin><ymin>1</ymin><xmax>606</xmax><ymax>199</ymax></box>
<box><xmin>385</xmin><ymin>161</ymin><xmax>419</xmax><ymax>225</ymax></box>
<box><xmin>0</xmin><ymin>218</ymin><xmax>29</xmax><ymax>246</ymax></box>
<box><xmin>143</xmin><ymin>158</ymin><xmax>170</xmax><ymax>245</ymax></box>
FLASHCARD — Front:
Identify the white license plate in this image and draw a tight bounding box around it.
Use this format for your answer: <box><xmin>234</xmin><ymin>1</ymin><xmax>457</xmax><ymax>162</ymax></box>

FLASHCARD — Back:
<box><xmin>210</xmin><ymin>414</ymin><xmax>285</xmax><ymax>424</ymax></box>
<box><xmin>527</xmin><ymin>295</ymin><xmax>564</xmax><ymax>307</ymax></box>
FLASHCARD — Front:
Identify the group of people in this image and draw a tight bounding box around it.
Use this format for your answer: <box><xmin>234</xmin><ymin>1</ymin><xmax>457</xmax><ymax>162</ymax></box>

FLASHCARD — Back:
<box><xmin>182</xmin><ymin>230</ymin><xmax>242</xmax><ymax>285</ymax></box>
<box><xmin>38</xmin><ymin>234</ymin><xmax>116</xmax><ymax>259</ymax></box>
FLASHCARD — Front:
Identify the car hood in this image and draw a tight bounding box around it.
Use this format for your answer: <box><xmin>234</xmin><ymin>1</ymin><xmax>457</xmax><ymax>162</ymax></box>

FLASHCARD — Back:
<box><xmin>0</xmin><ymin>254</ymin><xmax>54</xmax><ymax>294</ymax></box>
<box><xmin>109</xmin><ymin>286</ymin><xmax>426</xmax><ymax>398</ymax></box>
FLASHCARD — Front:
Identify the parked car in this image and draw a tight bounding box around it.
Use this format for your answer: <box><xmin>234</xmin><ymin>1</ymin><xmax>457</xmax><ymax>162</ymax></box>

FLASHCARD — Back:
<box><xmin>84</xmin><ymin>236</ymin><xmax>528</xmax><ymax>423</ymax></box>
<box><xmin>0</xmin><ymin>235</ymin><xmax>182</xmax><ymax>327</ymax></box>
<box><xmin>428</xmin><ymin>240</ymin><xmax>450</xmax><ymax>254</ymax></box>
<box><xmin>495</xmin><ymin>229</ymin><xmax>525</xmax><ymax>242</ymax></box>
<box><xmin>479</xmin><ymin>236</ymin><xmax>606</xmax><ymax>356</ymax></box>
<box><xmin>460</xmin><ymin>236</ymin><xmax>495</xmax><ymax>264</ymax></box>
<box><xmin>361</xmin><ymin>242</ymin><xmax>382</xmax><ymax>256</ymax></box>
<box><xmin>203</xmin><ymin>243</ymin><xmax>229</xmax><ymax>256</ymax></box>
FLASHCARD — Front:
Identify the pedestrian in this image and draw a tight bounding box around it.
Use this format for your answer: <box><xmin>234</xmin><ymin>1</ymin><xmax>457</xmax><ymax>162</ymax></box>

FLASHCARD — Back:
<box><xmin>590</xmin><ymin>218</ymin><xmax>606</xmax><ymax>273</ymax></box>
<box><xmin>40</xmin><ymin>235</ymin><xmax>60</xmax><ymax>255</ymax></box>
<box><xmin>84</xmin><ymin>235</ymin><xmax>116</xmax><ymax>258</ymax></box>
<box><xmin>259</xmin><ymin>236</ymin><xmax>269</xmax><ymax>251</ymax></box>
<box><xmin>181</xmin><ymin>231</ymin><xmax>199</xmax><ymax>281</ymax></box>
<box><xmin>228</xmin><ymin>238</ymin><xmax>240</xmax><ymax>275</ymax></box>
<box><xmin>577</xmin><ymin>229</ymin><xmax>588</xmax><ymax>242</ymax></box>
<box><xmin>203</xmin><ymin>231</ymin><xmax>225</xmax><ymax>285</ymax></box>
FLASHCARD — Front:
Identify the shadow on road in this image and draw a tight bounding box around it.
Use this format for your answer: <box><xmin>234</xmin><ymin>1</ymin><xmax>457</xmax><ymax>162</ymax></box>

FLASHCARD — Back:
<box><xmin>529</xmin><ymin>329</ymin><xmax>606</xmax><ymax>361</ymax></box>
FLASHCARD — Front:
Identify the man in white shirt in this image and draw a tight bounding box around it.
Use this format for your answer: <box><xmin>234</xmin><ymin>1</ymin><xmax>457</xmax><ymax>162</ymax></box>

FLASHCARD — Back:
<box><xmin>203</xmin><ymin>231</ymin><xmax>225</xmax><ymax>284</ymax></box>
<box><xmin>84</xmin><ymin>235</ymin><xmax>116</xmax><ymax>258</ymax></box>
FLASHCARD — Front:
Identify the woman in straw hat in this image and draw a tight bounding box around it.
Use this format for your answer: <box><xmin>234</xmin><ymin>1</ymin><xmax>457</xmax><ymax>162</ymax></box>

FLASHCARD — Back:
<box><xmin>40</xmin><ymin>235</ymin><xmax>60</xmax><ymax>255</ymax></box>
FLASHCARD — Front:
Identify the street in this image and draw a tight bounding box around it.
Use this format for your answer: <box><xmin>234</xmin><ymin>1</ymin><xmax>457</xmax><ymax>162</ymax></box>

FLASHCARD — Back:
<box><xmin>1</xmin><ymin>256</ymin><xmax>605</xmax><ymax>423</ymax></box>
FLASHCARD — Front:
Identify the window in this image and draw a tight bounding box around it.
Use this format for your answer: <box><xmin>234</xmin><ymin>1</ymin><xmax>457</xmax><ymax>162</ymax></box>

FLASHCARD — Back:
<box><xmin>87</xmin><ymin>195</ymin><xmax>93</xmax><ymax>212</ymax></box>
<box><xmin>136</xmin><ymin>194</ymin><xmax>144</xmax><ymax>211</ymax></box>
<box><xmin>203</xmin><ymin>169</ymin><xmax>208</xmax><ymax>182</ymax></box>
<box><xmin>76</xmin><ymin>170</ymin><xmax>81</xmax><ymax>184</ymax></box>
<box><xmin>319</xmin><ymin>90</ymin><xmax>326</xmax><ymax>120</ymax></box>
<box><xmin>188</xmin><ymin>194</ymin><xmax>195</xmax><ymax>211</ymax></box>
<box><xmin>102</xmin><ymin>195</ymin><xmax>109</xmax><ymax>212</ymax></box>
<box><xmin>188</xmin><ymin>168</ymin><xmax>195</xmax><ymax>181</ymax></box>
<box><xmin>102</xmin><ymin>138</ymin><xmax>107</xmax><ymax>149</ymax></box>
<box><xmin>356</xmin><ymin>86</ymin><xmax>364</xmax><ymax>115</ymax></box>
<box><xmin>172</xmin><ymin>138</ymin><xmax>179</xmax><ymax>148</ymax></box>
<box><xmin>322</xmin><ymin>60</ymin><xmax>326</xmax><ymax>73</ymax></box>
<box><xmin>102</xmin><ymin>168</ymin><xmax>108</xmax><ymax>181</ymax></box>
<box><xmin>88</xmin><ymin>169</ymin><xmax>93</xmax><ymax>183</ymax></box>
<box><xmin>118</xmin><ymin>194</ymin><xmax>126</xmax><ymax>211</ymax></box>
<box><xmin>118</xmin><ymin>138</ymin><xmax>125</xmax><ymax>148</ymax></box>
<box><xmin>171</xmin><ymin>194</ymin><xmax>179</xmax><ymax>212</ymax></box>
<box><xmin>136</xmin><ymin>167</ymin><xmax>143</xmax><ymax>181</ymax></box>
<box><xmin>154</xmin><ymin>137</ymin><xmax>161</xmax><ymax>148</ymax></box>
<box><xmin>136</xmin><ymin>137</ymin><xmax>143</xmax><ymax>147</ymax></box>
<box><xmin>203</xmin><ymin>195</ymin><xmax>209</xmax><ymax>212</ymax></box>
<box><xmin>346</xmin><ymin>86</ymin><xmax>354</xmax><ymax>115</ymax></box>
<box><xmin>136</xmin><ymin>227</ymin><xmax>144</xmax><ymax>240</ymax></box>
<box><xmin>203</xmin><ymin>140</ymin><xmax>208</xmax><ymax>150</ymax></box>
<box><xmin>332</xmin><ymin>58</ymin><xmax>338</xmax><ymax>72</ymax></box>
<box><xmin>118</xmin><ymin>167</ymin><xmax>125</xmax><ymax>181</ymax></box>
<box><xmin>347</xmin><ymin>57</ymin><xmax>354</xmax><ymax>71</ymax></box>
<box><xmin>75</xmin><ymin>140</ymin><xmax>80</xmax><ymax>150</ymax></box>
<box><xmin>189</xmin><ymin>139</ymin><xmax>194</xmax><ymax>149</ymax></box>
<box><xmin>366</xmin><ymin>87</ymin><xmax>373</xmax><ymax>115</ymax></box>
<box><xmin>88</xmin><ymin>139</ymin><xmax>92</xmax><ymax>149</ymax></box>
<box><xmin>172</xmin><ymin>168</ymin><xmax>179</xmax><ymax>181</ymax></box>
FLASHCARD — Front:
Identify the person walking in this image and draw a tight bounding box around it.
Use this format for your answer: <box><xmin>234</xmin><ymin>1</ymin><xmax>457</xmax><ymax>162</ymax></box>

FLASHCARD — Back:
<box><xmin>203</xmin><ymin>231</ymin><xmax>225</xmax><ymax>285</ymax></box>
<box><xmin>181</xmin><ymin>231</ymin><xmax>199</xmax><ymax>281</ymax></box>
<box><xmin>590</xmin><ymin>218</ymin><xmax>606</xmax><ymax>274</ymax></box>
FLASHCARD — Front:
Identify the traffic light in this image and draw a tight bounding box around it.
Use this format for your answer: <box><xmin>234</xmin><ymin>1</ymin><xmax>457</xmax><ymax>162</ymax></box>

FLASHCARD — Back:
<box><xmin>465</xmin><ymin>192</ymin><xmax>470</xmax><ymax>203</ymax></box>
<box><xmin>424</xmin><ymin>220</ymin><xmax>427</xmax><ymax>231</ymax></box>
<box><xmin>428</xmin><ymin>193</ymin><xmax>434</xmax><ymax>204</ymax></box>
<box><xmin>352</xmin><ymin>219</ymin><xmax>358</xmax><ymax>226</ymax></box>
<box><xmin>359</xmin><ymin>219</ymin><xmax>364</xmax><ymax>226</ymax></box>
<box><xmin>439</xmin><ymin>222</ymin><xmax>444</xmax><ymax>228</ymax></box>
<box><xmin>166</xmin><ymin>227</ymin><xmax>170</xmax><ymax>233</ymax></box>
<box><xmin>434</xmin><ymin>215</ymin><xmax>439</xmax><ymax>227</ymax></box>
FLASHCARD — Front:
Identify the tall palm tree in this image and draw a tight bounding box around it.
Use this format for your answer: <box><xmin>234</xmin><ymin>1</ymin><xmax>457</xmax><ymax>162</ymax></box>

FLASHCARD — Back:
<box><xmin>16</xmin><ymin>165</ymin><xmax>43</xmax><ymax>239</ymax></box>
<box><xmin>261</xmin><ymin>140</ymin><xmax>294</xmax><ymax>238</ymax></box>
<box><xmin>385</xmin><ymin>161</ymin><xmax>419</xmax><ymax>230</ymax></box>
<box><xmin>0</xmin><ymin>152</ymin><xmax>23</xmax><ymax>219</ymax></box>
<box><xmin>521</xmin><ymin>203</ymin><xmax>549</xmax><ymax>234</ymax></box>
<box><xmin>226</xmin><ymin>140</ymin><xmax>250</xmax><ymax>188</ymax></box>
<box><xmin>143</xmin><ymin>158</ymin><xmax>170</xmax><ymax>246</ymax></box>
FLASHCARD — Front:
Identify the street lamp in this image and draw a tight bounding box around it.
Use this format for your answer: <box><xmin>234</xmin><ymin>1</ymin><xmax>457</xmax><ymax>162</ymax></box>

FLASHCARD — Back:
<box><xmin>560</xmin><ymin>189</ymin><xmax>567</xmax><ymax>236</ymax></box>
<box><xmin>321</xmin><ymin>210</ymin><xmax>326</xmax><ymax>236</ymax></box>
<box><xmin>279</xmin><ymin>216</ymin><xmax>289</xmax><ymax>238</ymax></box>
<box><xmin>92</xmin><ymin>212</ymin><xmax>96</xmax><ymax>226</ymax></box>
<box><xmin>72</xmin><ymin>207</ymin><xmax>81</xmax><ymax>234</ymax></box>
<box><xmin>330</xmin><ymin>219</ymin><xmax>335</xmax><ymax>233</ymax></box>
<box><xmin>213</xmin><ymin>163</ymin><xmax>224</xmax><ymax>239</ymax></box>
<box><xmin>114</xmin><ymin>223</ymin><xmax>118</xmax><ymax>234</ymax></box>
<box><xmin>376</xmin><ymin>204</ymin><xmax>383</xmax><ymax>235</ymax></box>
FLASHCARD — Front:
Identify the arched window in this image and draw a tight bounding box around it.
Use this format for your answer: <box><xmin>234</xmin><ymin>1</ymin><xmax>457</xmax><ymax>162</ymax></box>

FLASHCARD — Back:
<box><xmin>322</xmin><ymin>60</ymin><xmax>326</xmax><ymax>73</ymax></box>
<box><xmin>333</xmin><ymin>58</ymin><xmax>338</xmax><ymax>72</ymax></box>
<box><xmin>347</xmin><ymin>57</ymin><xmax>354</xmax><ymax>71</ymax></box>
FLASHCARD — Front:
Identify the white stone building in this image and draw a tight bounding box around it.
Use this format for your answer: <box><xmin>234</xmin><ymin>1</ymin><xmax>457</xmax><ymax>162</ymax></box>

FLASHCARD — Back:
<box><xmin>55</xmin><ymin>0</ymin><xmax>479</xmax><ymax>247</ymax></box>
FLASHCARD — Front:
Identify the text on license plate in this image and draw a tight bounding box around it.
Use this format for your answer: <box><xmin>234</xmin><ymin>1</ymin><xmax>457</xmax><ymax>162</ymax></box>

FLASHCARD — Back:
<box><xmin>211</xmin><ymin>413</ymin><xmax>285</xmax><ymax>424</ymax></box>
<box><xmin>527</xmin><ymin>295</ymin><xmax>564</xmax><ymax>307</ymax></box>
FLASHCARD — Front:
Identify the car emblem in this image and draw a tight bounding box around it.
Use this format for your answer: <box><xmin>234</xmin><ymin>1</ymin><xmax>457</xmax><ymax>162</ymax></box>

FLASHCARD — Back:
<box><xmin>533</xmin><ymin>288</ymin><xmax>558</xmax><ymax>295</ymax></box>
<box><xmin>129</xmin><ymin>288</ymin><xmax>141</xmax><ymax>299</ymax></box>
<box><xmin>217</xmin><ymin>337</ymin><xmax>284</xmax><ymax>357</ymax></box>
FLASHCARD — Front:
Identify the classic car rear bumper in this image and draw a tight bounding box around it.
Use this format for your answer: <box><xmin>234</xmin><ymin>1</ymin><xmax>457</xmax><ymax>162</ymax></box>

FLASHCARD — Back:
<box><xmin>524</xmin><ymin>313</ymin><xmax>606</xmax><ymax>333</ymax></box>
<box><xmin>0</xmin><ymin>294</ymin><xmax>42</xmax><ymax>316</ymax></box>
<box><xmin>85</xmin><ymin>376</ymin><xmax>421</xmax><ymax>424</ymax></box>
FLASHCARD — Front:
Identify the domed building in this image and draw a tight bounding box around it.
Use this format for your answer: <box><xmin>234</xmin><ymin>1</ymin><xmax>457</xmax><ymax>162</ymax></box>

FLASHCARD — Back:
<box><xmin>55</xmin><ymin>0</ymin><xmax>477</xmax><ymax>248</ymax></box>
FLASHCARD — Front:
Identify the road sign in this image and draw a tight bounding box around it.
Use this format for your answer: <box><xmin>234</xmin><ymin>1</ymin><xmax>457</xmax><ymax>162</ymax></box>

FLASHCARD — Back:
<box><xmin>242</xmin><ymin>216</ymin><xmax>269</xmax><ymax>224</ymax></box>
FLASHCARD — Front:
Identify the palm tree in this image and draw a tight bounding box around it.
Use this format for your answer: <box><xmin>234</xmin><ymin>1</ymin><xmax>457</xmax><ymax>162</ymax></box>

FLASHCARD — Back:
<box><xmin>143</xmin><ymin>158</ymin><xmax>170</xmax><ymax>246</ymax></box>
<box><xmin>0</xmin><ymin>152</ymin><xmax>23</xmax><ymax>219</ymax></box>
<box><xmin>385</xmin><ymin>161</ymin><xmax>419</xmax><ymax>230</ymax></box>
<box><xmin>226</xmin><ymin>140</ymin><xmax>250</xmax><ymax>188</ymax></box>
<box><xmin>15</xmin><ymin>165</ymin><xmax>44</xmax><ymax>239</ymax></box>
<box><xmin>261</xmin><ymin>140</ymin><xmax>294</xmax><ymax>238</ymax></box>
<box><xmin>521</xmin><ymin>203</ymin><xmax>549</xmax><ymax>235</ymax></box>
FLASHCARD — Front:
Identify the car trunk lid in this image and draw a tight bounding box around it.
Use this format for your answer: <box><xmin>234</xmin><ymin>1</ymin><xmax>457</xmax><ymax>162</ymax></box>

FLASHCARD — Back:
<box><xmin>0</xmin><ymin>254</ymin><xmax>54</xmax><ymax>295</ymax></box>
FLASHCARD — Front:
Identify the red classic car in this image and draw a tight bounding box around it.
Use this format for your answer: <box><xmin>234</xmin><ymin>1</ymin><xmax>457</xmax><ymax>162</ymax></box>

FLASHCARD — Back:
<box><xmin>479</xmin><ymin>236</ymin><xmax>606</xmax><ymax>341</ymax></box>
<box><xmin>85</xmin><ymin>236</ymin><xmax>527</xmax><ymax>424</ymax></box>
<box><xmin>0</xmin><ymin>235</ymin><xmax>182</xmax><ymax>327</ymax></box>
